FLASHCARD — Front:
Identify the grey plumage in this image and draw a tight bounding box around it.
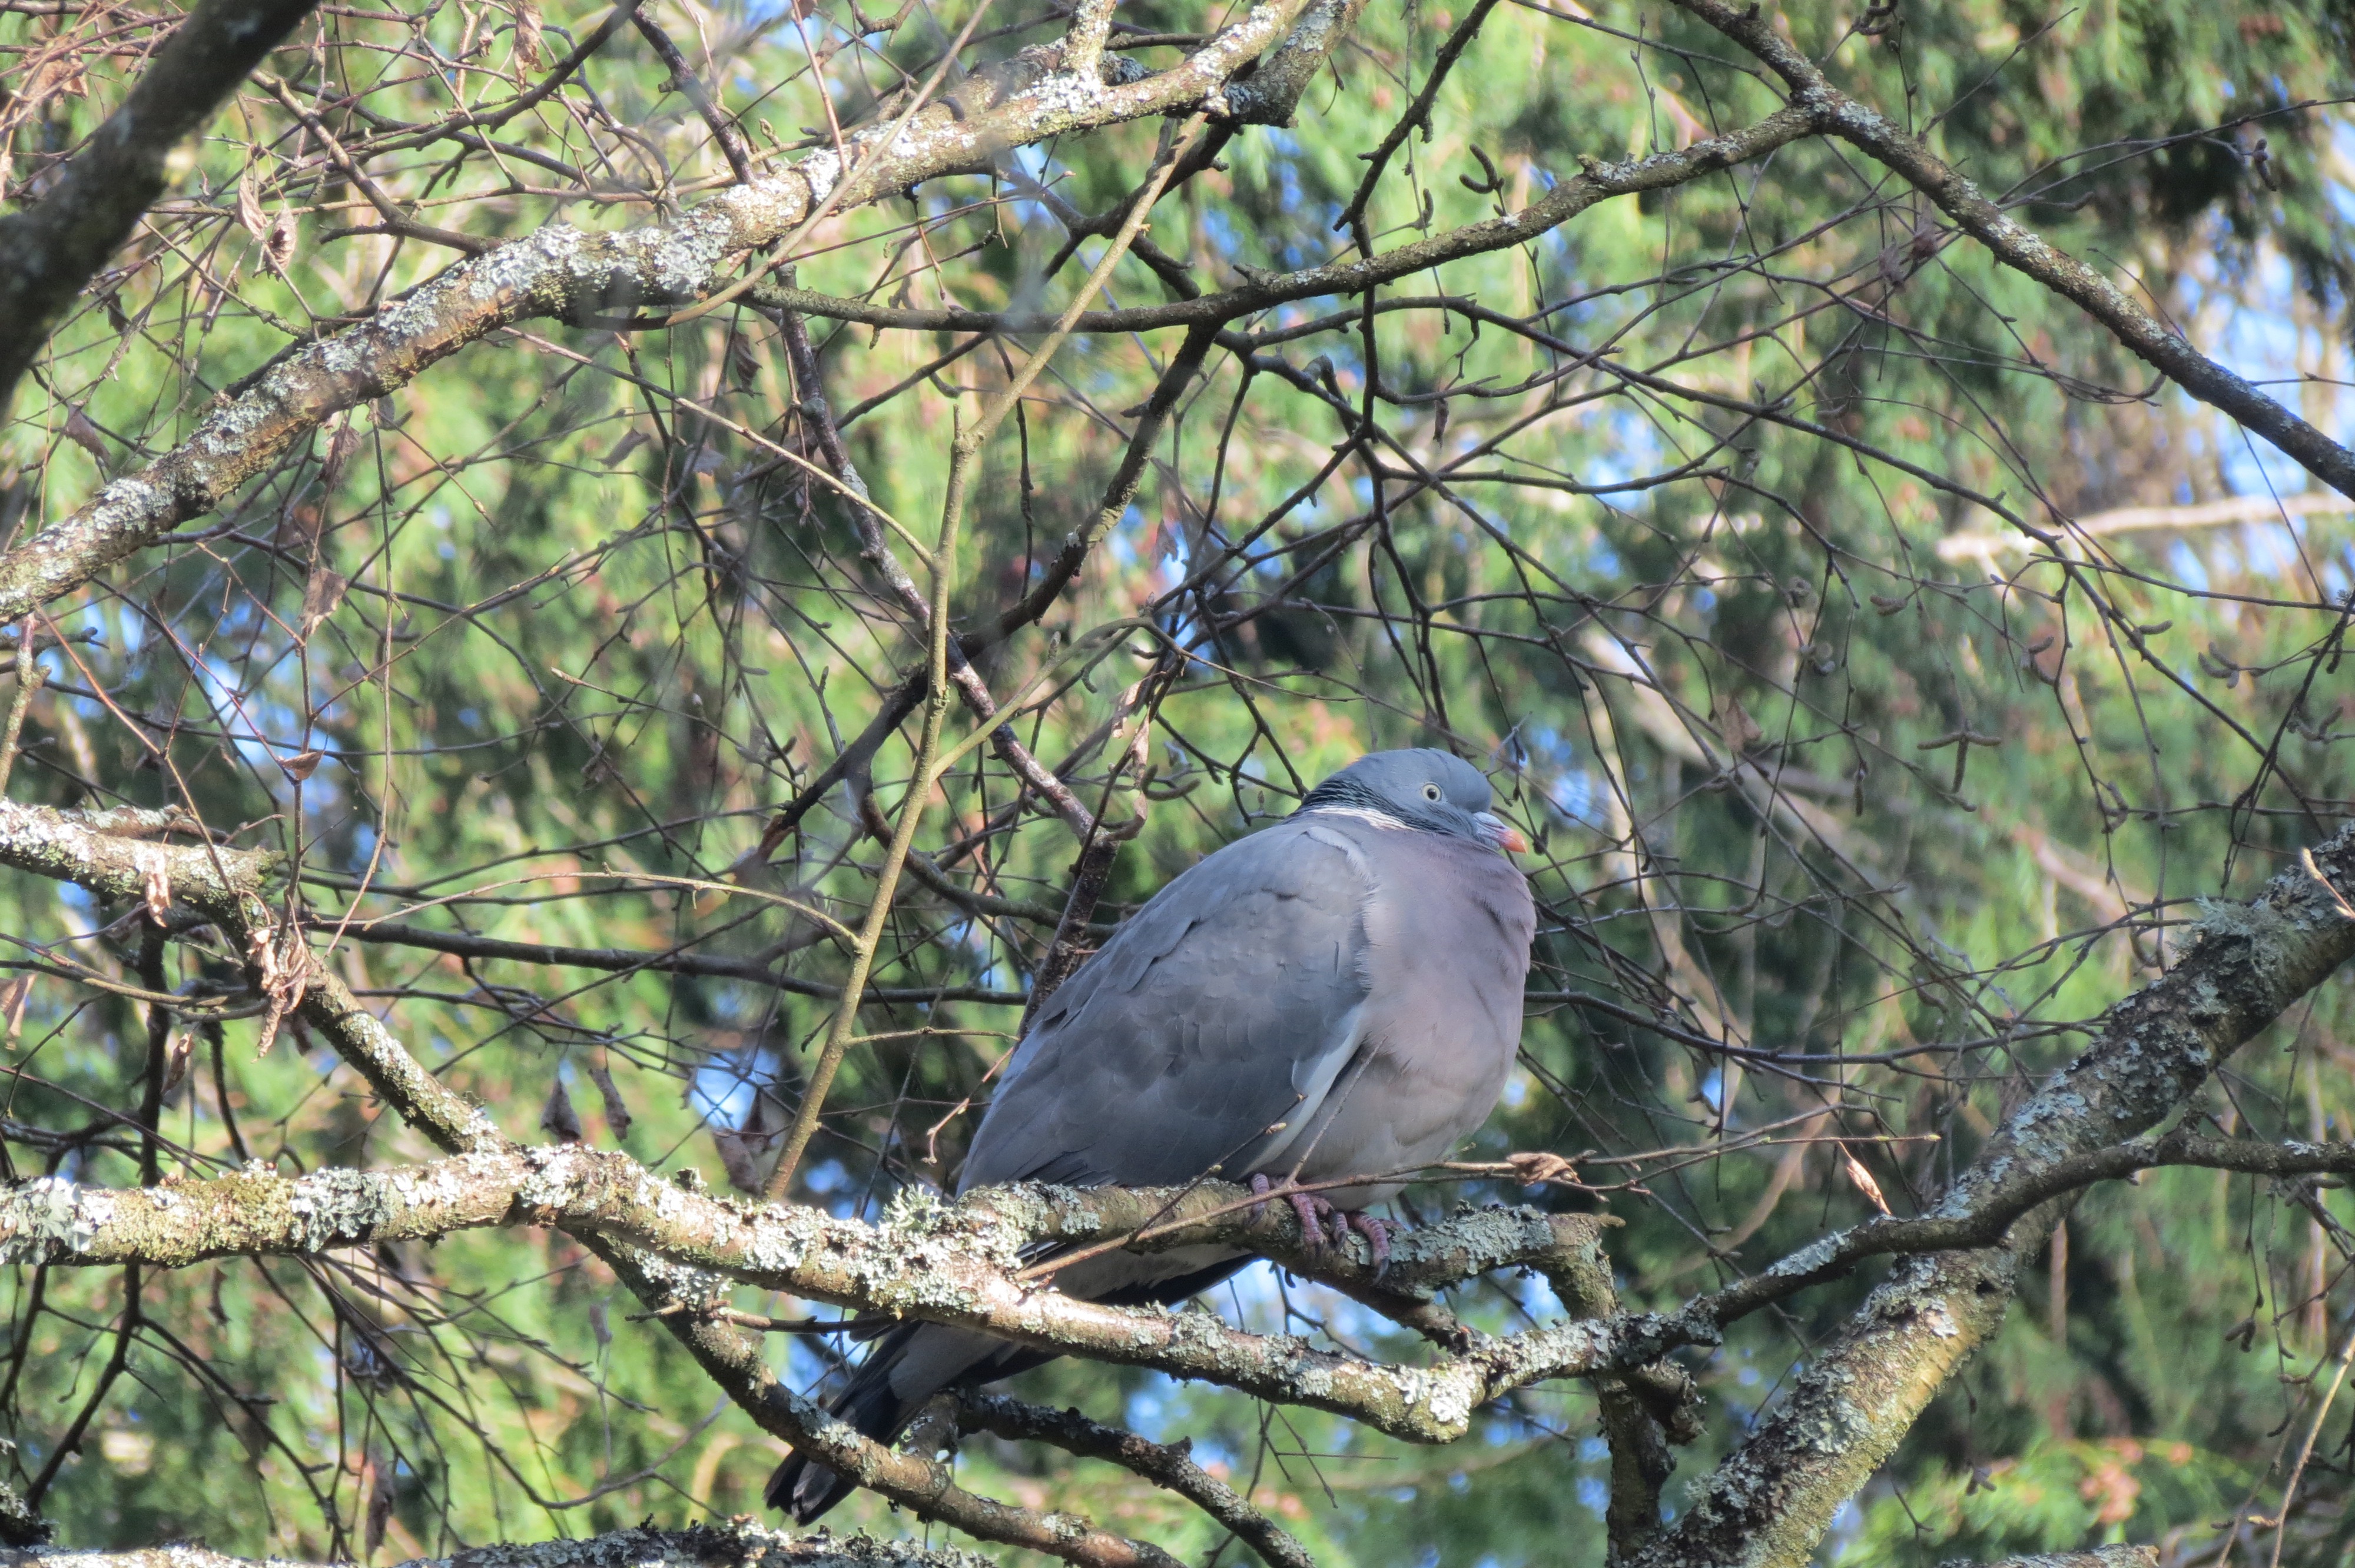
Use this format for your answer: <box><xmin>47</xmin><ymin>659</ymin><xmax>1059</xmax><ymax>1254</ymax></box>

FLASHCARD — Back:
<box><xmin>769</xmin><ymin>749</ymin><xmax>1535</xmax><ymax>1522</ymax></box>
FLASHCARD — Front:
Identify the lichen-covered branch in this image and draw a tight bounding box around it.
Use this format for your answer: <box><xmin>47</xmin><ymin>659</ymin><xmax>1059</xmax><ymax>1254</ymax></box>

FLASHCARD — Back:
<box><xmin>578</xmin><ymin>1235</ymin><xmax>1189</xmax><ymax>1568</ymax></box>
<box><xmin>1218</xmin><ymin>0</ymin><xmax>1364</xmax><ymax>123</ymax></box>
<box><xmin>0</xmin><ymin>0</ymin><xmax>1321</xmax><ymax>626</ymax></box>
<box><xmin>1630</xmin><ymin>825</ymin><xmax>2355</xmax><ymax>1568</ymax></box>
<box><xmin>0</xmin><ymin>1144</ymin><xmax>1649</xmax><ymax>1444</ymax></box>
<box><xmin>0</xmin><ymin>801</ymin><xmax>500</xmax><ymax>1154</ymax></box>
<box><xmin>0</xmin><ymin>0</ymin><xmax>324</xmax><ymax>411</ymax></box>
<box><xmin>2</xmin><ymin>1522</ymin><xmax>990</xmax><ymax>1568</ymax></box>
<box><xmin>0</xmin><ymin>803</ymin><xmax>276</xmax><ymax>918</ymax></box>
<box><xmin>956</xmin><ymin>1391</ymin><xmax>1316</xmax><ymax>1568</ymax></box>
<box><xmin>1535</xmin><ymin>1210</ymin><xmax>1686</xmax><ymax>1564</ymax></box>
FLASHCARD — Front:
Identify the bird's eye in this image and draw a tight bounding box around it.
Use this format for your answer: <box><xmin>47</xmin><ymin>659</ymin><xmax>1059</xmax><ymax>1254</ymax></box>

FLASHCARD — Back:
<box><xmin>1422</xmin><ymin>783</ymin><xmax>1442</xmax><ymax>802</ymax></box>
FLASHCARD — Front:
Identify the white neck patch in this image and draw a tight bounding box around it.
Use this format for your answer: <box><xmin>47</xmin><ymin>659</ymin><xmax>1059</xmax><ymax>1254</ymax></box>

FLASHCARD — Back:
<box><xmin>1306</xmin><ymin>805</ymin><xmax>1414</xmax><ymax>832</ymax></box>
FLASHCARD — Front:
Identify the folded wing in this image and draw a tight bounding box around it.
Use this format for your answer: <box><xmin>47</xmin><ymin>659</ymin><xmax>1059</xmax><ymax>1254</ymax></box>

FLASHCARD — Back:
<box><xmin>960</xmin><ymin>815</ymin><xmax>1377</xmax><ymax>1192</ymax></box>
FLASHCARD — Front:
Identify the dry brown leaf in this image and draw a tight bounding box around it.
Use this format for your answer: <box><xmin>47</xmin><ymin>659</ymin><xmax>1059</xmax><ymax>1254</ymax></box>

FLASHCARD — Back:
<box><xmin>585</xmin><ymin>1053</ymin><xmax>632</xmax><ymax>1141</ymax></box>
<box><xmin>248</xmin><ymin>923</ymin><xmax>310</xmax><ymax>1057</ymax></box>
<box><xmin>161</xmin><ymin>1030</ymin><xmax>194</xmax><ymax>1096</ymax></box>
<box><xmin>364</xmin><ymin>1456</ymin><xmax>394</xmax><ymax>1559</ymax></box>
<box><xmin>729</xmin><ymin>335</ymin><xmax>762</xmax><ymax>394</ymax></box>
<box><xmin>513</xmin><ymin>0</ymin><xmax>543</xmax><ymax>68</ymax></box>
<box><xmin>300</xmin><ymin>567</ymin><xmax>349</xmax><ymax>639</ymax></box>
<box><xmin>711</xmin><ymin>1127</ymin><xmax>764</xmax><ymax>1192</ymax></box>
<box><xmin>1</xmin><ymin>976</ymin><xmax>31</xmax><ymax>1046</ymax></box>
<box><xmin>540</xmin><ymin>1077</ymin><xmax>584</xmax><ymax>1142</ymax></box>
<box><xmin>239</xmin><ymin>165</ymin><xmax>296</xmax><ymax>273</ymax></box>
<box><xmin>264</xmin><ymin>211</ymin><xmax>298</xmax><ymax>275</ymax></box>
<box><xmin>1713</xmin><ymin>692</ymin><xmax>1763</xmax><ymax>754</ymax></box>
<box><xmin>1840</xmin><ymin>1146</ymin><xmax>1892</xmax><ymax>1216</ymax></box>
<box><xmin>1505</xmin><ymin>1150</ymin><xmax>1579</xmax><ymax>1186</ymax></box>
<box><xmin>602</xmin><ymin>428</ymin><xmax>651</xmax><ymax>468</ymax></box>
<box><xmin>319</xmin><ymin>421</ymin><xmax>360</xmax><ymax>496</ymax></box>
<box><xmin>18</xmin><ymin>57</ymin><xmax>88</xmax><ymax>113</ymax></box>
<box><xmin>140</xmin><ymin>850</ymin><xmax>171</xmax><ymax>926</ymax></box>
<box><xmin>62</xmin><ymin>406</ymin><xmax>110</xmax><ymax>467</ymax></box>
<box><xmin>237</xmin><ymin>164</ymin><xmax>270</xmax><ymax>244</ymax></box>
<box><xmin>712</xmin><ymin>1090</ymin><xmax>786</xmax><ymax>1192</ymax></box>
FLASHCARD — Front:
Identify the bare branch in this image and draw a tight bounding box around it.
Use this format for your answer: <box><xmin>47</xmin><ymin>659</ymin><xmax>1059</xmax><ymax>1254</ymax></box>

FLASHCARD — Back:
<box><xmin>956</xmin><ymin>1391</ymin><xmax>1317</xmax><ymax>1568</ymax></box>
<box><xmin>0</xmin><ymin>1</ymin><xmax>1321</xmax><ymax>624</ymax></box>
<box><xmin>337</xmin><ymin>916</ymin><xmax>1026</xmax><ymax>1004</ymax></box>
<box><xmin>0</xmin><ymin>0</ymin><xmax>324</xmax><ymax>411</ymax></box>
<box><xmin>1631</xmin><ymin>824</ymin><xmax>2355</xmax><ymax>1568</ymax></box>
<box><xmin>1669</xmin><ymin>0</ymin><xmax>2355</xmax><ymax>501</ymax></box>
<box><xmin>3</xmin><ymin>1523</ymin><xmax>991</xmax><ymax>1568</ymax></box>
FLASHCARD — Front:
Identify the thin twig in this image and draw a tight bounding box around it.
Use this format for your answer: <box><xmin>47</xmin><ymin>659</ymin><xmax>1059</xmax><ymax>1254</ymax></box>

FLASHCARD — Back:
<box><xmin>0</xmin><ymin>626</ymin><xmax>45</xmax><ymax>798</ymax></box>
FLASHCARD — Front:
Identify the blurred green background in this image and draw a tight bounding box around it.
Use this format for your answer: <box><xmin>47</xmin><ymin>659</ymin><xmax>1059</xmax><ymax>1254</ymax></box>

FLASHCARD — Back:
<box><xmin>3</xmin><ymin>0</ymin><xmax>2354</xmax><ymax>1562</ymax></box>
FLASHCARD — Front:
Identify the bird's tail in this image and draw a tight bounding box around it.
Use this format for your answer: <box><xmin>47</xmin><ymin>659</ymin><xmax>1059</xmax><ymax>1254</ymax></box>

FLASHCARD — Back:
<box><xmin>765</xmin><ymin>1322</ymin><xmax>1014</xmax><ymax>1524</ymax></box>
<box><xmin>765</xmin><ymin>1257</ymin><xmax>1249</xmax><ymax>1522</ymax></box>
<box><xmin>764</xmin><ymin>1322</ymin><xmax>921</xmax><ymax>1524</ymax></box>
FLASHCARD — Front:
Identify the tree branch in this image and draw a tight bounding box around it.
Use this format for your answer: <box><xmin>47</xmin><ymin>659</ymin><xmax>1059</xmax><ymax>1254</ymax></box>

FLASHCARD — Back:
<box><xmin>1667</xmin><ymin>0</ymin><xmax>2355</xmax><ymax>501</ymax></box>
<box><xmin>0</xmin><ymin>1144</ymin><xmax>1650</xmax><ymax>1444</ymax></box>
<box><xmin>2</xmin><ymin>1522</ymin><xmax>991</xmax><ymax>1568</ymax></box>
<box><xmin>956</xmin><ymin>1391</ymin><xmax>1316</xmax><ymax>1568</ymax></box>
<box><xmin>0</xmin><ymin>0</ymin><xmax>1322</xmax><ymax>625</ymax></box>
<box><xmin>0</xmin><ymin>0</ymin><xmax>325</xmax><ymax>411</ymax></box>
<box><xmin>336</xmin><ymin>916</ymin><xmax>1027</xmax><ymax>1004</ymax></box>
<box><xmin>1630</xmin><ymin>825</ymin><xmax>2355</xmax><ymax>1568</ymax></box>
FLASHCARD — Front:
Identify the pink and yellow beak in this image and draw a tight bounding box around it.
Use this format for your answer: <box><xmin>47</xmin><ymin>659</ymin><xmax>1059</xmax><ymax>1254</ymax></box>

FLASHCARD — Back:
<box><xmin>1474</xmin><ymin>812</ymin><xmax>1530</xmax><ymax>854</ymax></box>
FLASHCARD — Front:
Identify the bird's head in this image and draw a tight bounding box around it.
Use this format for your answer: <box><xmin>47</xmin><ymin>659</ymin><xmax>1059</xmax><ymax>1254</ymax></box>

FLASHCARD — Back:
<box><xmin>1298</xmin><ymin>749</ymin><xmax>1529</xmax><ymax>854</ymax></box>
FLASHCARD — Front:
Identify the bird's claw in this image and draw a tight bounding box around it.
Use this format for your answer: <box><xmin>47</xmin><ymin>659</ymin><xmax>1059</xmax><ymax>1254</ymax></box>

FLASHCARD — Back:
<box><xmin>1345</xmin><ymin>1212</ymin><xmax>1397</xmax><ymax>1278</ymax></box>
<box><xmin>1251</xmin><ymin>1177</ymin><xmax>1396</xmax><ymax>1273</ymax></box>
<box><xmin>1251</xmin><ymin>1175</ymin><xmax>1342</xmax><ymax>1248</ymax></box>
<box><xmin>1285</xmin><ymin>1189</ymin><xmax>1351</xmax><ymax>1251</ymax></box>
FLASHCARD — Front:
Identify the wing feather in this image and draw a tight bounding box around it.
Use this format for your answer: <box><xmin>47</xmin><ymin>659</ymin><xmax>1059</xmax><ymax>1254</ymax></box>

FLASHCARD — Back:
<box><xmin>958</xmin><ymin>818</ymin><xmax>1374</xmax><ymax>1192</ymax></box>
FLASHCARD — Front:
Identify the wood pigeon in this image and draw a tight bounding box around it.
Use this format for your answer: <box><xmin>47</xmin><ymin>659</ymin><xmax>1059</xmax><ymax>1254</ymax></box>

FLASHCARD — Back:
<box><xmin>769</xmin><ymin>748</ymin><xmax>1536</xmax><ymax>1521</ymax></box>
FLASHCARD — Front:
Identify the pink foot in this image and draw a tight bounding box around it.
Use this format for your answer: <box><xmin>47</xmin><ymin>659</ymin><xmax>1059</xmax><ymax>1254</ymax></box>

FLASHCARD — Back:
<box><xmin>1287</xmin><ymin>1189</ymin><xmax>1335</xmax><ymax>1250</ymax></box>
<box><xmin>1345</xmin><ymin>1212</ymin><xmax>1397</xmax><ymax>1278</ymax></box>
<box><xmin>1252</xmin><ymin>1177</ymin><xmax>1388</xmax><ymax>1262</ymax></box>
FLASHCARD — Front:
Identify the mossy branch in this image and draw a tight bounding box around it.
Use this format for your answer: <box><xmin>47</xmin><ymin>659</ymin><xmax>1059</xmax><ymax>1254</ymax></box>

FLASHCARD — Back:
<box><xmin>0</xmin><ymin>0</ymin><xmax>1326</xmax><ymax>627</ymax></box>
<box><xmin>1628</xmin><ymin>824</ymin><xmax>2355</xmax><ymax>1568</ymax></box>
<box><xmin>2</xmin><ymin>1522</ymin><xmax>991</xmax><ymax>1568</ymax></box>
<box><xmin>0</xmin><ymin>1144</ymin><xmax>1643</xmax><ymax>1444</ymax></box>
